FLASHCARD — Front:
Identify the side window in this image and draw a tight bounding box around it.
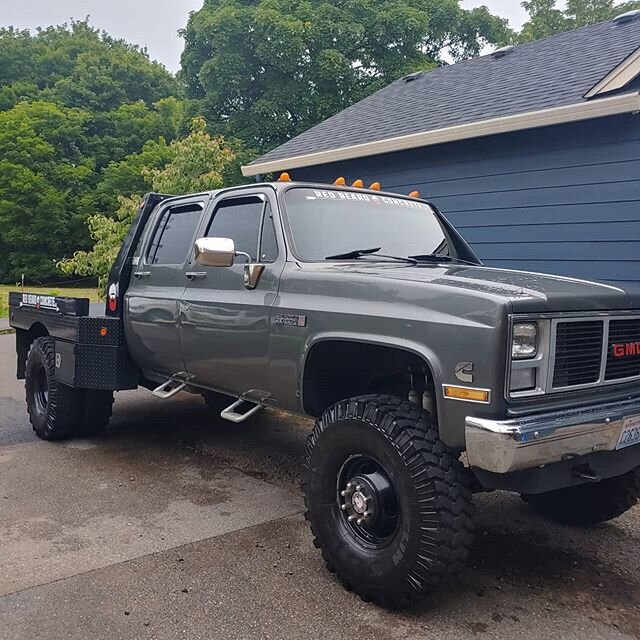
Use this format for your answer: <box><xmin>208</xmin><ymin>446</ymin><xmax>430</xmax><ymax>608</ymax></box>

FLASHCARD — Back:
<box><xmin>147</xmin><ymin>204</ymin><xmax>203</xmax><ymax>265</ymax></box>
<box><xmin>206</xmin><ymin>196</ymin><xmax>264</xmax><ymax>261</ymax></box>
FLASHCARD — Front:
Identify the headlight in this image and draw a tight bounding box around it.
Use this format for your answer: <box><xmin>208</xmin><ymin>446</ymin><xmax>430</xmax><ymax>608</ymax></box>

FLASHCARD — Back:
<box><xmin>512</xmin><ymin>322</ymin><xmax>538</xmax><ymax>359</ymax></box>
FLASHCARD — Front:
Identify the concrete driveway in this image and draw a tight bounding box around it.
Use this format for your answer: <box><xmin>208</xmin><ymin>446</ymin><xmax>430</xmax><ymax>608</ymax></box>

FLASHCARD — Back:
<box><xmin>1</xmin><ymin>334</ymin><xmax>639</xmax><ymax>640</ymax></box>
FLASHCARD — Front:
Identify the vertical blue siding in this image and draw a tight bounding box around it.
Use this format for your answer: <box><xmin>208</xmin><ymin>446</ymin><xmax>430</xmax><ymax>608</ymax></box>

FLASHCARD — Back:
<box><xmin>290</xmin><ymin>113</ymin><xmax>640</xmax><ymax>285</ymax></box>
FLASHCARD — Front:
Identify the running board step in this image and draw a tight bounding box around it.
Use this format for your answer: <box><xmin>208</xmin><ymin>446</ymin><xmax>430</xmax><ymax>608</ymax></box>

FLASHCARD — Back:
<box><xmin>152</xmin><ymin>372</ymin><xmax>194</xmax><ymax>399</ymax></box>
<box><xmin>220</xmin><ymin>398</ymin><xmax>263</xmax><ymax>423</ymax></box>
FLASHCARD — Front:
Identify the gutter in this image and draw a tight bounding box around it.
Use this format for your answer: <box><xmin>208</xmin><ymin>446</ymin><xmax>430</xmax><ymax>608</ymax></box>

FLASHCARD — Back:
<box><xmin>242</xmin><ymin>92</ymin><xmax>640</xmax><ymax>177</ymax></box>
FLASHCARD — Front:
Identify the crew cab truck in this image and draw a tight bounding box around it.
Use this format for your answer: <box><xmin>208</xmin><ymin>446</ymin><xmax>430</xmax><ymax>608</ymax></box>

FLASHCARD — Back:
<box><xmin>9</xmin><ymin>180</ymin><xmax>640</xmax><ymax>609</ymax></box>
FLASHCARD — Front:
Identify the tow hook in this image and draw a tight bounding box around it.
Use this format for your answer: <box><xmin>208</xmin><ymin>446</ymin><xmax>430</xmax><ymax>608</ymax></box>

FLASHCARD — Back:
<box><xmin>572</xmin><ymin>464</ymin><xmax>601</xmax><ymax>483</ymax></box>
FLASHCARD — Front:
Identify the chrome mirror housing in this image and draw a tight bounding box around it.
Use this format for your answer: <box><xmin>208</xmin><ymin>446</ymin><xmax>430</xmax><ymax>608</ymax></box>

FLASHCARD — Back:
<box><xmin>194</xmin><ymin>237</ymin><xmax>236</xmax><ymax>267</ymax></box>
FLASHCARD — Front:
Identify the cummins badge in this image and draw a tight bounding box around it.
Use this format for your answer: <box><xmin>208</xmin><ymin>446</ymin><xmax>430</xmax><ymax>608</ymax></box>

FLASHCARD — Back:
<box><xmin>455</xmin><ymin>362</ymin><xmax>473</xmax><ymax>383</ymax></box>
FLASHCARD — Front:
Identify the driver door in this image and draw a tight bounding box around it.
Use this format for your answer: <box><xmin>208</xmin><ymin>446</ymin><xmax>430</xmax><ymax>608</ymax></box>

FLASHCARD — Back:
<box><xmin>179</xmin><ymin>189</ymin><xmax>284</xmax><ymax>396</ymax></box>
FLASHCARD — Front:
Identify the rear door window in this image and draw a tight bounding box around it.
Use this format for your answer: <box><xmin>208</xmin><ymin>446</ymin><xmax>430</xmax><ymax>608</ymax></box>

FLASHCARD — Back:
<box><xmin>147</xmin><ymin>203</ymin><xmax>203</xmax><ymax>265</ymax></box>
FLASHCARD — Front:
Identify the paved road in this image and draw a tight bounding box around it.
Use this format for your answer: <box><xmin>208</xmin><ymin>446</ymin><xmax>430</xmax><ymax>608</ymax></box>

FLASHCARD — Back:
<box><xmin>1</xmin><ymin>334</ymin><xmax>639</xmax><ymax>640</ymax></box>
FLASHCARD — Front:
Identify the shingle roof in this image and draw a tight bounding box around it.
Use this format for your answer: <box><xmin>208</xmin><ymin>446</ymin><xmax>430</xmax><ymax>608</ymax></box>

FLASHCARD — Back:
<box><xmin>247</xmin><ymin>16</ymin><xmax>640</xmax><ymax>171</ymax></box>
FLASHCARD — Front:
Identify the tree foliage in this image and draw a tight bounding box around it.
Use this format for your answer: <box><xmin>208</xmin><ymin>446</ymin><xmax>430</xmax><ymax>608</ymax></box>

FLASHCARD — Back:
<box><xmin>0</xmin><ymin>21</ymin><xmax>182</xmax><ymax>282</ymax></box>
<box><xmin>59</xmin><ymin>119</ymin><xmax>238</xmax><ymax>291</ymax></box>
<box><xmin>180</xmin><ymin>0</ymin><xmax>512</xmax><ymax>151</ymax></box>
<box><xmin>519</xmin><ymin>0</ymin><xmax>640</xmax><ymax>42</ymax></box>
<box><xmin>0</xmin><ymin>21</ymin><xmax>177</xmax><ymax>111</ymax></box>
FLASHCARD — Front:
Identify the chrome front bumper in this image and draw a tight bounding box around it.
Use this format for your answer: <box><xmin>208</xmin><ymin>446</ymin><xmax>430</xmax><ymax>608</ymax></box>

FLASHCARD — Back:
<box><xmin>465</xmin><ymin>397</ymin><xmax>640</xmax><ymax>474</ymax></box>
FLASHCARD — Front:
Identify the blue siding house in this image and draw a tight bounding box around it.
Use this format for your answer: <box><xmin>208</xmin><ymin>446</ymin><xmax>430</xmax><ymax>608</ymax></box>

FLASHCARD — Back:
<box><xmin>243</xmin><ymin>13</ymin><xmax>640</xmax><ymax>286</ymax></box>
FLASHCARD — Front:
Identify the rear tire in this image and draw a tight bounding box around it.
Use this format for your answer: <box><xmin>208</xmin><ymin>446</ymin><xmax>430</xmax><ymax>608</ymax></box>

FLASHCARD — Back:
<box><xmin>25</xmin><ymin>337</ymin><xmax>113</xmax><ymax>440</ymax></box>
<box><xmin>523</xmin><ymin>468</ymin><xmax>640</xmax><ymax>526</ymax></box>
<box><xmin>304</xmin><ymin>394</ymin><xmax>474</xmax><ymax>609</ymax></box>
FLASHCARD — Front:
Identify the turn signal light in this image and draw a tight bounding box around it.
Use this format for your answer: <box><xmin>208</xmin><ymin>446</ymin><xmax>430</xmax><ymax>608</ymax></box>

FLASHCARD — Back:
<box><xmin>99</xmin><ymin>327</ymin><xmax>108</xmax><ymax>337</ymax></box>
<box><xmin>334</xmin><ymin>176</ymin><xmax>346</xmax><ymax>185</ymax></box>
<box><xmin>278</xmin><ymin>172</ymin><xmax>291</xmax><ymax>182</ymax></box>
<box><xmin>352</xmin><ymin>179</ymin><xmax>364</xmax><ymax>188</ymax></box>
<box><xmin>369</xmin><ymin>182</ymin><xmax>381</xmax><ymax>190</ymax></box>
<box><xmin>443</xmin><ymin>385</ymin><xmax>490</xmax><ymax>403</ymax></box>
<box><xmin>409</xmin><ymin>190</ymin><xmax>420</xmax><ymax>198</ymax></box>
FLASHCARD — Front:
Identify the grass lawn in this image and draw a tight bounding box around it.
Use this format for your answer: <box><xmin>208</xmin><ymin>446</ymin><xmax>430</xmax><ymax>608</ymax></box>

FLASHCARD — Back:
<box><xmin>0</xmin><ymin>285</ymin><xmax>100</xmax><ymax>318</ymax></box>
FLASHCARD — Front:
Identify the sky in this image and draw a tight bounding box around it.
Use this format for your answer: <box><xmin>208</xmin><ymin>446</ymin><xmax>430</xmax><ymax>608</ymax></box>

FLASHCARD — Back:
<box><xmin>0</xmin><ymin>0</ymin><xmax>557</xmax><ymax>73</ymax></box>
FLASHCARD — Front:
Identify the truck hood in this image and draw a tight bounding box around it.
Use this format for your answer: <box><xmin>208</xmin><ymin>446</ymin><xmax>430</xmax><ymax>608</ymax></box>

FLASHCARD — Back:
<box><xmin>315</xmin><ymin>262</ymin><xmax>640</xmax><ymax>313</ymax></box>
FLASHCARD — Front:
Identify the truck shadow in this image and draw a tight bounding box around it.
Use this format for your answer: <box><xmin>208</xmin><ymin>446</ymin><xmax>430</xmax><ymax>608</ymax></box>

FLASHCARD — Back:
<box><xmin>99</xmin><ymin>391</ymin><xmax>640</xmax><ymax>635</ymax></box>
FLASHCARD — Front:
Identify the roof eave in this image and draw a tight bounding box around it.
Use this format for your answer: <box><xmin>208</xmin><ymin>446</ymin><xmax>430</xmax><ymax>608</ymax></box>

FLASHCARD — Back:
<box><xmin>242</xmin><ymin>92</ymin><xmax>640</xmax><ymax>177</ymax></box>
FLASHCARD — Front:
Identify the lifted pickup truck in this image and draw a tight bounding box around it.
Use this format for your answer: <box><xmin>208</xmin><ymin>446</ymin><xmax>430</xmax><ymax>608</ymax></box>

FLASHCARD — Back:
<box><xmin>9</xmin><ymin>179</ymin><xmax>640</xmax><ymax>608</ymax></box>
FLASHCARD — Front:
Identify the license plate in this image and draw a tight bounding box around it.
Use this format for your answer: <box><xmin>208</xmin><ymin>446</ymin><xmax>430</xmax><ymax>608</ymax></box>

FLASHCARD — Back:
<box><xmin>616</xmin><ymin>416</ymin><xmax>640</xmax><ymax>450</ymax></box>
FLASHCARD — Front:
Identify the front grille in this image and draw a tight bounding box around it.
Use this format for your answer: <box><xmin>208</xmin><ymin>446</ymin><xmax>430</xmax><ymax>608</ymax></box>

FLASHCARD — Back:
<box><xmin>605</xmin><ymin>319</ymin><xmax>640</xmax><ymax>381</ymax></box>
<box><xmin>552</xmin><ymin>321</ymin><xmax>604</xmax><ymax>388</ymax></box>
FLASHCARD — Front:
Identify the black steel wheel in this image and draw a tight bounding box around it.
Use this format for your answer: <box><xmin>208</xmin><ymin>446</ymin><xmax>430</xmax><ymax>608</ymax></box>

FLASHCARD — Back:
<box><xmin>304</xmin><ymin>394</ymin><xmax>474</xmax><ymax>609</ymax></box>
<box><xmin>336</xmin><ymin>455</ymin><xmax>399</xmax><ymax>548</ymax></box>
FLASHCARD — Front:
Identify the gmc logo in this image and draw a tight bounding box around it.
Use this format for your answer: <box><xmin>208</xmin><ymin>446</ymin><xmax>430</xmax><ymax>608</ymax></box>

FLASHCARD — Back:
<box><xmin>612</xmin><ymin>341</ymin><xmax>640</xmax><ymax>357</ymax></box>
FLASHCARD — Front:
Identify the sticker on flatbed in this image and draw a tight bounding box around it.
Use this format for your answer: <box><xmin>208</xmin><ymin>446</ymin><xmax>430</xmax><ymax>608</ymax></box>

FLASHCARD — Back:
<box><xmin>20</xmin><ymin>293</ymin><xmax>59</xmax><ymax>311</ymax></box>
<box><xmin>616</xmin><ymin>415</ymin><xmax>640</xmax><ymax>450</ymax></box>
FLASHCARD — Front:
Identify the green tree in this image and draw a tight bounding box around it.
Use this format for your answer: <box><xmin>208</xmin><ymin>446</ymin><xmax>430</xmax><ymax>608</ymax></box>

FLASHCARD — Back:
<box><xmin>0</xmin><ymin>21</ymin><xmax>184</xmax><ymax>282</ymax></box>
<box><xmin>519</xmin><ymin>0</ymin><xmax>640</xmax><ymax>42</ymax></box>
<box><xmin>94</xmin><ymin>139</ymin><xmax>174</xmax><ymax>211</ymax></box>
<box><xmin>0</xmin><ymin>101</ymin><xmax>94</xmax><ymax>282</ymax></box>
<box><xmin>0</xmin><ymin>21</ymin><xmax>178</xmax><ymax>111</ymax></box>
<box><xmin>59</xmin><ymin>118</ymin><xmax>239</xmax><ymax>291</ymax></box>
<box><xmin>180</xmin><ymin>0</ymin><xmax>512</xmax><ymax>151</ymax></box>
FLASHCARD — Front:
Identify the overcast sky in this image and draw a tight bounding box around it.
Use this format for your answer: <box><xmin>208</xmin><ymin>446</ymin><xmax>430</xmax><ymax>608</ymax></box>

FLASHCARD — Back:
<box><xmin>1</xmin><ymin>1</ymin><xmax>555</xmax><ymax>73</ymax></box>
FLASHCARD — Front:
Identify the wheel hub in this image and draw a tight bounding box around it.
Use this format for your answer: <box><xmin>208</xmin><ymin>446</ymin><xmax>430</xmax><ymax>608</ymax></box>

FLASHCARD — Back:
<box><xmin>351</xmin><ymin>490</ymin><xmax>367</xmax><ymax>514</ymax></box>
<box><xmin>337</xmin><ymin>457</ymin><xmax>399</xmax><ymax>546</ymax></box>
<box><xmin>340</xmin><ymin>476</ymin><xmax>377</xmax><ymax>524</ymax></box>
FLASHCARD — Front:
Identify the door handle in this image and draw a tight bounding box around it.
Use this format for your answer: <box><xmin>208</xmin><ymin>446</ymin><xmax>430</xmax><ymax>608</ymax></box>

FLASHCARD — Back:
<box><xmin>185</xmin><ymin>271</ymin><xmax>207</xmax><ymax>280</ymax></box>
<box><xmin>133</xmin><ymin>271</ymin><xmax>151</xmax><ymax>278</ymax></box>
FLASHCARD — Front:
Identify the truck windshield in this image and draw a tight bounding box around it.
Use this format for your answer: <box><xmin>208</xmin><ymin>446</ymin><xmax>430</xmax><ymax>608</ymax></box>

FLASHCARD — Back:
<box><xmin>284</xmin><ymin>187</ymin><xmax>452</xmax><ymax>261</ymax></box>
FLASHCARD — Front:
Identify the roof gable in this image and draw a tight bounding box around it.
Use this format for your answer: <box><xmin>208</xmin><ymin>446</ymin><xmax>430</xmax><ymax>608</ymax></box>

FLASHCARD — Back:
<box><xmin>244</xmin><ymin>17</ymin><xmax>640</xmax><ymax>176</ymax></box>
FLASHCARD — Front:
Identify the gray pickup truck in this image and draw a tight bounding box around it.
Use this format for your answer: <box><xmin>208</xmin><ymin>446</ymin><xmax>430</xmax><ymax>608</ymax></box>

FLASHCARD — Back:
<box><xmin>9</xmin><ymin>179</ymin><xmax>640</xmax><ymax>609</ymax></box>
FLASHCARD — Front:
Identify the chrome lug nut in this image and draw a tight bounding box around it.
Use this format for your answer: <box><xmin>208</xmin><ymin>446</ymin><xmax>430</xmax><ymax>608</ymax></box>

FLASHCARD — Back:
<box><xmin>340</xmin><ymin>504</ymin><xmax>348</xmax><ymax>510</ymax></box>
<box><xmin>356</xmin><ymin>517</ymin><xmax>364</xmax><ymax>525</ymax></box>
<box><xmin>340</xmin><ymin>490</ymin><xmax>348</xmax><ymax>497</ymax></box>
<box><xmin>348</xmin><ymin>514</ymin><xmax>357</xmax><ymax>522</ymax></box>
<box><xmin>355</xmin><ymin>484</ymin><xmax>362</xmax><ymax>491</ymax></box>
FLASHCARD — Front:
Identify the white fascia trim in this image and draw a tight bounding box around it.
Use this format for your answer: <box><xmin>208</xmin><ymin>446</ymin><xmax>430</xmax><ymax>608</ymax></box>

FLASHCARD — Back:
<box><xmin>242</xmin><ymin>92</ymin><xmax>640</xmax><ymax>177</ymax></box>
<box><xmin>585</xmin><ymin>48</ymin><xmax>640</xmax><ymax>98</ymax></box>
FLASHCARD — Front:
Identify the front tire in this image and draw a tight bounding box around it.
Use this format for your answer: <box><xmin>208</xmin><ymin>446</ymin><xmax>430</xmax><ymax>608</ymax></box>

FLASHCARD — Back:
<box><xmin>304</xmin><ymin>394</ymin><xmax>474</xmax><ymax>609</ymax></box>
<box><xmin>523</xmin><ymin>468</ymin><xmax>640</xmax><ymax>526</ymax></box>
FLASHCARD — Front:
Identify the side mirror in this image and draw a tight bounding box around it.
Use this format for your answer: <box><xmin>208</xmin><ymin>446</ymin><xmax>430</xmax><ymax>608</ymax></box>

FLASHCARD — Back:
<box><xmin>194</xmin><ymin>237</ymin><xmax>236</xmax><ymax>267</ymax></box>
